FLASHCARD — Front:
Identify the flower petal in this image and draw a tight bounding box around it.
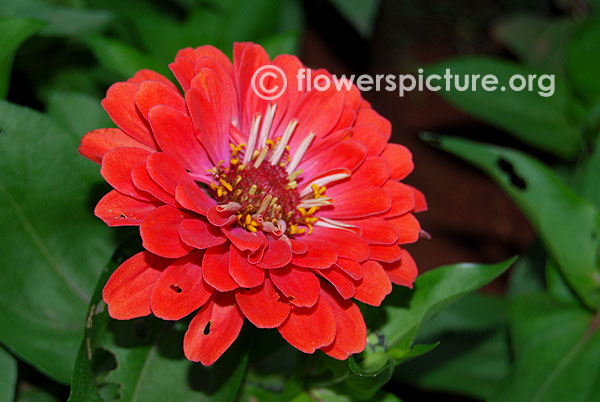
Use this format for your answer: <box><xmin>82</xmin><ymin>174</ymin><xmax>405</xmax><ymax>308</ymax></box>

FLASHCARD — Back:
<box><xmin>202</xmin><ymin>243</ymin><xmax>238</xmax><ymax>291</ymax></box>
<box><xmin>257</xmin><ymin>238</ymin><xmax>292</xmax><ymax>269</ymax></box>
<box><xmin>409</xmin><ymin>185</ymin><xmax>428</xmax><ymax>213</ymax></box>
<box><xmin>135</xmin><ymin>80</ymin><xmax>186</xmax><ymax>119</ymax></box>
<box><xmin>140</xmin><ymin>205</ymin><xmax>193</xmax><ymax>258</ymax></box>
<box><xmin>229</xmin><ymin>244</ymin><xmax>265</xmax><ymax>288</ymax></box>
<box><xmin>79</xmin><ymin>128</ymin><xmax>153</xmax><ymax>164</ymax></box>
<box><xmin>381</xmin><ymin>181</ymin><xmax>415</xmax><ymax>217</ymax></box>
<box><xmin>381</xmin><ymin>143</ymin><xmax>413</xmax><ymax>180</ymax></box>
<box><xmin>351</xmin><ymin>126</ymin><xmax>387</xmax><ymax>156</ymax></box>
<box><xmin>382</xmin><ymin>248</ymin><xmax>418</xmax><ymax>288</ymax></box>
<box><xmin>146</xmin><ymin>152</ymin><xmax>193</xmax><ymax>195</ymax></box>
<box><xmin>175</xmin><ymin>181</ymin><xmax>217</xmax><ymax>215</ymax></box>
<box><xmin>103</xmin><ymin>251</ymin><xmax>168</xmax><ymax>319</ymax></box>
<box><xmin>320</xmin><ymin>285</ymin><xmax>367</xmax><ymax>360</ymax></box>
<box><xmin>354</xmin><ymin>261</ymin><xmax>392</xmax><ymax>306</ymax></box>
<box><xmin>150</xmin><ymin>251</ymin><xmax>213</xmax><ymax>320</ymax></box>
<box><xmin>179</xmin><ymin>219</ymin><xmax>226</xmax><ymax>249</ymax></box>
<box><xmin>321</xmin><ymin>185</ymin><xmax>391</xmax><ymax>219</ymax></box>
<box><xmin>388</xmin><ymin>213</ymin><xmax>421</xmax><ymax>244</ymax></box>
<box><xmin>270</xmin><ymin>267</ymin><xmax>320</xmax><ymax>307</ymax></box>
<box><xmin>343</xmin><ymin>217</ymin><xmax>398</xmax><ymax>245</ymax></box>
<box><xmin>316</xmin><ymin>267</ymin><xmax>355</xmax><ymax>299</ymax></box>
<box><xmin>309</xmin><ymin>227</ymin><xmax>370</xmax><ymax>262</ymax></box>
<box><xmin>207</xmin><ymin>205</ymin><xmax>238</xmax><ymax>227</ymax></box>
<box><xmin>95</xmin><ymin>190</ymin><xmax>159</xmax><ymax>227</ymax></box>
<box><xmin>369</xmin><ymin>244</ymin><xmax>403</xmax><ymax>263</ymax></box>
<box><xmin>277</xmin><ymin>296</ymin><xmax>336</xmax><ymax>354</ymax></box>
<box><xmin>291</xmin><ymin>240</ymin><xmax>337</xmax><ymax>269</ymax></box>
<box><xmin>336</xmin><ymin>258</ymin><xmax>363</xmax><ymax>280</ymax></box>
<box><xmin>148</xmin><ymin>105</ymin><xmax>212</xmax><ymax>174</ymax></box>
<box><xmin>100</xmin><ymin>147</ymin><xmax>153</xmax><ymax>200</ymax></box>
<box><xmin>235</xmin><ymin>277</ymin><xmax>290</xmax><ymax>328</ymax></box>
<box><xmin>101</xmin><ymin>82</ymin><xmax>157</xmax><ymax>148</ymax></box>
<box><xmin>222</xmin><ymin>226</ymin><xmax>266</xmax><ymax>252</ymax></box>
<box><xmin>131</xmin><ymin>161</ymin><xmax>176</xmax><ymax>205</ymax></box>
<box><xmin>184</xmin><ymin>293</ymin><xmax>244</xmax><ymax>366</ymax></box>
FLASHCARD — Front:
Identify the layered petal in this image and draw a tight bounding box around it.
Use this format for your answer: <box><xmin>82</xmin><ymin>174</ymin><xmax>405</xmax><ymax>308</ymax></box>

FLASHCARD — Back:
<box><xmin>235</xmin><ymin>277</ymin><xmax>290</xmax><ymax>328</ymax></box>
<box><xmin>95</xmin><ymin>190</ymin><xmax>159</xmax><ymax>226</ymax></box>
<box><xmin>354</xmin><ymin>260</ymin><xmax>392</xmax><ymax>306</ymax></box>
<box><xmin>140</xmin><ymin>205</ymin><xmax>192</xmax><ymax>258</ymax></box>
<box><xmin>270</xmin><ymin>267</ymin><xmax>320</xmax><ymax>308</ymax></box>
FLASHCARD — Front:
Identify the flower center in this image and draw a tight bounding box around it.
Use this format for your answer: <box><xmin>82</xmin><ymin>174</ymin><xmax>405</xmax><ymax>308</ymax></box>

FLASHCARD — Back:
<box><xmin>206</xmin><ymin>105</ymin><xmax>339</xmax><ymax>236</ymax></box>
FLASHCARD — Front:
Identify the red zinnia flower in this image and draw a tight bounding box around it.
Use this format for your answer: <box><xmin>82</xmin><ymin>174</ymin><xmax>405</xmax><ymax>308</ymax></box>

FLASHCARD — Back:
<box><xmin>79</xmin><ymin>42</ymin><xmax>426</xmax><ymax>365</ymax></box>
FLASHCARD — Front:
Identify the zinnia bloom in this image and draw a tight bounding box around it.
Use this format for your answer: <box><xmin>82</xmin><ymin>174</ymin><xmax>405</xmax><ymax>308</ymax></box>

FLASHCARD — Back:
<box><xmin>79</xmin><ymin>42</ymin><xmax>426</xmax><ymax>365</ymax></box>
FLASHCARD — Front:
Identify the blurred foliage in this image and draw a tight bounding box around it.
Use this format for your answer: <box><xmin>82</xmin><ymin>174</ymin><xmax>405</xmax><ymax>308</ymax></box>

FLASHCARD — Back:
<box><xmin>421</xmin><ymin>2</ymin><xmax>600</xmax><ymax>400</ymax></box>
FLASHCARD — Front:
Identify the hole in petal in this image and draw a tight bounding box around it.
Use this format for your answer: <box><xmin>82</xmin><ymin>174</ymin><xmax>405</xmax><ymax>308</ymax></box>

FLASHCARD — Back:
<box><xmin>170</xmin><ymin>284</ymin><xmax>183</xmax><ymax>293</ymax></box>
<box><xmin>203</xmin><ymin>321</ymin><xmax>211</xmax><ymax>335</ymax></box>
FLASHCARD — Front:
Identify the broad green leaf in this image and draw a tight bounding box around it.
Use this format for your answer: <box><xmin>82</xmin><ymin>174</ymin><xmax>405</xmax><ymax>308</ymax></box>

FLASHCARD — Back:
<box><xmin>15</xmin><ymin>384</ymin><xmax>61</xmax><ymax>402</ymax></box>
<box><xmin>568</xmin><ymin>17</ymin><xmax>600</xmax><ymax>104</ymax></box>
<box><xmin>69</xmin><ymin>240</ymin><xmax>248</xmax><ymax>402</ymax></box>
<box><xmin>546</xmin><ymin>259</ymin><xmax>582</xmax><ymax>307</ymax></box>
<box><xmin>427</xmin><ymin>58</ymin><xmax>581</xmax><ymax>158</ymax></box>
<box><xmin>426</xmin><ymin>134</ymin><xmax>600</xmax><ymax>308</ymax></box>
<box><xmin>571</xmin><ymin>139</ymin><xmax>600</xmax><ymax>211</ymax></box>
<box><xmin>395</xmin><ymin>330</ymin><xmax>509</xmax><ymax>400</ymax></box>
<box><xmin>492</xmin><ymin>15</ymin><xmax>577</xmax><ymax>75</ymax></box>
<box><xmin>378</xmin><ymin>257</ymin><xmax>516</xmax><ymax>349</ymax></box>
<box><xmin>0</xmin><ymin>17</ymin><xmax>44</xmax><ymax>98</ymax></box>
<box><xmin>260</xmin><ymin>31</ymin><xmax>301</xmax><ymax>58</ymax></box>
<box><xmin>0</xmin><ymin>100</ymin><xmax>117</xmax><ymax>382</ymax></box>
<box><xmin>0</xmin><ymin>346</ymin><xmax>17</xmax><ymax>402</ymax></box>
<box><xmin>0</xmin><ymin>0</ymin><xmax>112</xmax><ymax>37</ymax></box>
<box><xmin>490</xmin><ymin>294</ymin><xmax>600</xmax><ymax>402</ymax></box>
<box><xmin>85</xmin><ymin>36</ymin><xmax>168</xmax><ymax>79</ymax></box>
<box><xmin>393</xmin><ymin>294</ymin><xmax>509</xmax><ymax>399</ymax></box>
<box><xmin>506</xmin><ymin>243</ymin><xmax>545</xmax><ymax>297</ymax></box>
<box><xmin>329</xmin><ymin>0</ymin><xmax>379</xmax><ymax>37</ymax></box>
<box><xmin>47</xmin><ymin>91</ymin><xmax>113</xmax><ymax>135</ymax></box>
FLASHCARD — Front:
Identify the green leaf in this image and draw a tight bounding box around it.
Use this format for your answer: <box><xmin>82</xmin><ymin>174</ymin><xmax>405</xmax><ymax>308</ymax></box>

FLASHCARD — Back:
<box><xmin>47</xmin><ymin>91</ymin><xmax>113</xmax><ymax>135</ymax></box>
<box><xmin>329</xmin><ymin>0</ymin><xmax>380</xmax><ymax>37</ymax></box>
<box><xmin>0</xmin><ymin>100</ymin><xmax>118</xmax><ymax>383</ymax></box>
<box><xmin>546</xmin><ymin>259</ymin><xmax>582</xmax><ymax>307</ymax></box>
<box><xmin>85</xmin><ymin>36</ymin><xmax>168</xmax><ymax>79</ymax></box>
<box><xmin>378</xmin><ymin>257</ymin><xmax>516</xmax><ymax>349</ymax></box>
<box><xmin>425</xmin><ymin>134</ymin><xmax>600</xmax><ymax>308</ymax></box>
<box><xmin>0</xmin><ymin>346</ymin><xmax>17</xmax><ymax>402</ymax></box>
<box><xmin>426</xmin><ymin>57</ymin><xmax>581</xmax><ymax>158</ymax></box>
<box><xmin>489</xmin><ymin>294</ymin><xmax>600</xmax><ymax>402</ymax></box>
<box><xmin>506</xmin><ymin>242</ymin><xmax>546</xmax><ymax>297</ymax></box>
<box><xmin>0</xmin><ymin>0</ymin><xmax>112</xmax><ymax>37</ymax></box>
<box><xmin>69</xmin><ymin>240</ymin><xmax>248</xmax><ymax>402</ymax></box>
<box><xmin>0</xmin><ymin>17</ymin><xmax>44</xmax><ymax>98</ymax></box>
<box><xmin>568</xmin><ymin>17</ymin><xmax>600</xmax><ymax>104</ymax></box>
<box><xmin>395</xmin><ymin>330</ymin><xmax>509</xmax><ymax>400</ymax></box>
<box><xmin>492</xmin><ymin>15</ymin><xmax>577</xmax><ymax>75</ymax></box>
<box><xmin>571</xmin><ymin>139</ymin><xmax>600</xmax><ymax>211</ymax></box>
<box><xmin>15</xmin><ymin>385</ymin><xmax>61</xmax><ymax>402</ymax></box>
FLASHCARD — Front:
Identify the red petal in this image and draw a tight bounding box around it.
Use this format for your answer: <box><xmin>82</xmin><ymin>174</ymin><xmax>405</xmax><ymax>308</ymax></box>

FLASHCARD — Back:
<box><xmin>270</xmin><ymin>267</ymin><xmax>320</xmax><ymax>307</ymax></box>
<box><xmin>148</xmin><ymin>105</ymin><xmax>212</xmax><ymax>174</ymax></box>
<box><xmin>140</xmin><ymin>205</ymin><xmax>192</xmax><ymax>258</ymax></box>
<box><xmin>150</xmin><ymin>251</ymin><xmax>212</xmax><ymax>320</ymax></box>
<box><xmin>95</xmin><ymin>190</ymin><xmax>158</xmax><ymax>226</ymax></box>
<box><xmin>382</xmin><ymin>144</ymin><xmax>413</xmax><ymax>180</ymax></box>
<box><xmin>300</xmin><ymin>140</ymin><xmax>366</xmax><ymax>181</ymax></box>
<box><xmin>100</xmin><ymin>147</ymin><xmax>153</xmax><ymax>200</ymax></box>
<box><xmin>278</xmin><ymin>296</ymin><xmax>336</xmax><ymax>354</ymax></box>
<box><xmin>170</xmin><ymin>46</ymin><xmax>233</xmax><ymax>90</ymax></box>
<box><xmin>350</xmin><ymin>156</ymin><xmax>390</xmax><ymax>188</ymax></box>
<box><xmin>184</xmin><ymin>294</ymin><xmax>244</xmax><ymax>366</ymax></box>
<box><xmin>175</xmin><ymin>181</ymin><xmax>216</xmax><ymax>215</ymax></box>
<box><xmin>222</xmin><ymin>226</ymin><xmax>266</xmax><ymax>252</ymax></box>
<box><xmin>388</xmin><ymin>213</ymin><xmax>421</xmax><ymax>244</ymax></box>
<box><xmin>202</xmin><ymin>243</ymin><xmax>238</xmax><ymax>291</ymax></box>
<box><xmin>291</xmin><ymin>240</ymin><xmax>337</xmax><ymax>268</ymax></box>
<box><xmin>322</xmin><ymin>186</ymin><xmax>391</xmax><ymax>219</ymax></box>
<box><xmin>383</xmin><ymin>248</ymin><xmax>418</xmax><ymax>288</ymax></box>
<box><xmin>103</xmin><ymin>251</ymin><xmax>168</xmax><ymax>319</ymax></box>
<box><xmin>409</xmin><ymin>185</ymin><xmax>428</xmax><ymax>213</ymax></box>
<box><xmin>135</xmin><ymin>80</ymin><xmax>186</xmax><ymax>119</ymax></box>
<box><xmin>101</xmin><ymin>82</ymin><xmax>157</xmax><ymax>148</ymax></box>
<box><xmin>257</xmin><ymin>238</ymin><xmax>292</xmax><ymax>269</ymax></box>
<box><xmin>146</xmin><ymin>152</ymin><xmax>192</xmax><ymax>195</ymax></box>
<box><xmin>79</xmin><ymin>128</ymin><xmax>152</xmax><ymax>164</ymax></box>
<box><xmin>127</xmin><ymin>69</ymin><xmax>177</xmax><ymax>89</ymax></box>
<box><xmin>354</xmin><ymin>108</ymin><xmax>391</xmax><ymax>137</ymax></box>
<box><xmin>381</xmin><ymin>181</ymin><xmax>415</xmax><ymax>217</ymax></box>
<box><xmin>309</xmin><ymin>227</ymin><xmax>370</xmax><ymax>262</ymax></box>
<box><xmin>351</xmin><ymin>126</ymin><xmax>387</xmax><ymax>156</ymax></box>
<box><xmin>354</xmin><ymin>261</ymin><xmax>392</xmax><ymax>306</ymax></box>
<box><xmin>229</xmin><ymin>245</ymin><xmax>265</xmax><ymax>288</ymax></box>
<box><xmin>179</xmin><ymin>219</ymin><xmax>226</xmax><ymax>249</ymax></box>
<box><xmin>336</xmin><ymin>258</ymin><xmax>363</xmax><ymax>280</ymax></box>
<box><xmin>235</xmin><ymin>277</ymin><xmax>290</xmax><ymax>328</ymax></box>
<box><xmin>206</xmin><ymin>206</ymin><xmax>238</xmax><ymax>227</ymax></box>
<box><xmin>369</xmin><ymin>244</ymin><xmax>403</xmax><ymax>263</ymax></box>
<box><xmin>344</xmin><ymin>217</ymin><xmax>398</xmax><ymax>245</ymax></box>
<box><xmin>131</xmin><ymin>162</ymin><xmax>176</xmax><ymax>205</ymax></box>
<box><xmin>316</xmin><ymin>268</ymin><xmax>355</xmax><ymax>299</ymax></box>
<box><xmin>320</xmin><ymin>286</ymin><xmax>367</xmax><ymax>360</ymax></box>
